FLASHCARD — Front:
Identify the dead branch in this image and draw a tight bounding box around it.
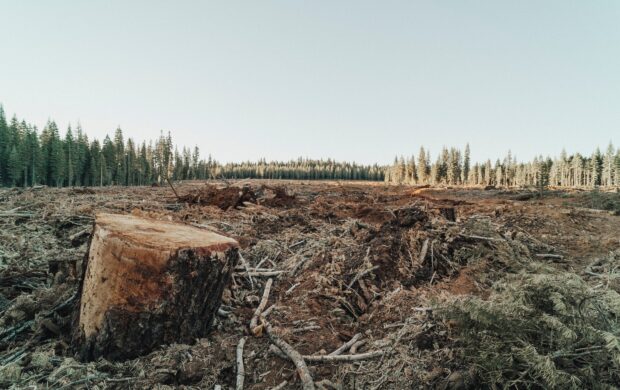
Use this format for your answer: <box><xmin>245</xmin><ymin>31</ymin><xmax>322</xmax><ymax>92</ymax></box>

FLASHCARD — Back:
<box><xmin>271</xmin><ymin>380</ymin><xmax>288</xmax><ymax>390</ymax></box>
<box><xmin>350</xmin><ymin>340</ymin><xmax>367</xmax><ymax>354</ymax></box>
<box><xmin>316</xmin><ymin>379</ymin><xmax>341</xmax><ymax>390</ymax></box>
<box><xmin>238</xmin><ymin>252</ymin><xmax>254</xmax><ymax>289</ymax></box>
<box><xmin>244</xmin><ymin>270</ymin><xmax>286</xmax><ymax>277</ymax></box>
<box><xmin>262</xmin><ymin>318</ymin><xmax>315</xmax><ymax>390</ymax></box>
<box><xmin>458</xmin><ymin>233</ymin><xmax>502</xmax><ymax>242</ymax></box>
<box><xmin>289</xmin><ymin>240</ymin><xmax>305</xmax><ymax>249</ymax></box>
<box><xmin>303</xmin><ymin>350</ymin><xmax>384</xmax><ymax>363</ymax></box>
<box><xmin>292</xmin><ymin>325</ymin><xmax>321</xmax><ymax>333</ymax></box>
<box><xmin>535</xmin><ymin>253</ymin><xmax>565</xmax><ymax>260</ymax></box>
<box><xmin>236</xmin><ymin>336</ymin><xmax>247</xmax><ymax>390</ymax></box>
<box><xmin>347</xmin><ymin>265</ymin><xmax>379</xmax><ymax>288</ymax></box>
<box><xmin>328</xmin><ymin>333</ymin><xmax>361</xmax><ymax>356</ymax></box>
<box><xmin>262</xmin><ymin>304</ymin><xmax>277</xmax><ymax>318</ymax></box>
<box><xmin>291</xmin><ymin>256</ymin><xmax>311</xmax><ymax>275</ymax></box>
<box><xmin>166</xmin><ymin>177</ymin><xmax>181</xmax><ymax>201</ymax></box>
<box><xmin>250</xmin><ymin>278</ymin><xmax>273</xmax><ymax>335</ymax></box>
<box><xmin>269</xmin><ymin>344</ymin><xmax>288</xmax><ymax>360</ymax></box>
<box><xmin>285</xmin><ymin>282</ymin><xmax>300</xmax><ymax>295</ymax></box>
<box><xmin>0</xmin><ymin>211</ymin><xmax>34</xmax><ymax>218</ymax></box>
<box><xmin>419</xmin><ymin>239</ymin><xmax>429</xmax><ymax>263</ymax></box>
<box><xmin>271</xmin><ymin>344</ymin><xmax>384</xmax><ymax>363</ymax></box>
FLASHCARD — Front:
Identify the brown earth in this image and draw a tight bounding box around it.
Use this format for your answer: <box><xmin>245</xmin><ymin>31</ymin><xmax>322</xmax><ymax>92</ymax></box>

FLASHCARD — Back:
<box><xmin>0</xmin><ymin>181</ymin><xmax>618</xmax><ymax>389</ymax></box>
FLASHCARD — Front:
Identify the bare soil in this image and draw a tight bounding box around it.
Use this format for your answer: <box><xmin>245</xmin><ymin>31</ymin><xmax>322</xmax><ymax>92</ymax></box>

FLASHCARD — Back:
<box><xmin>0</xmin><ymin>181</ymin><xmax>618</xmax><ymax>389</ymax></box>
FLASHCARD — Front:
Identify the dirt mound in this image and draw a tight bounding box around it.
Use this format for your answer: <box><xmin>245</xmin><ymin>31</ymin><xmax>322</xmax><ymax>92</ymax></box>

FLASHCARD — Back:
<box><xmin>178</xmin><ymin>185</ymin><xmax>257</xmax><ymax>210</ymax></box>
<box><xmin>256</xmin><ymin>186</ymin><xmax>297</xmax><ymax>208</ymax></box>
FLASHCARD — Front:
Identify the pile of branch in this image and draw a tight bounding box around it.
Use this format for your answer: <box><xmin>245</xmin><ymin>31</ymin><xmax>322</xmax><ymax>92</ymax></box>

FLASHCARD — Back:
<box><xmin>438</xmin><ymin>269</ymin><xmax>620</xmax><ymax>388</ymax></box>
<box><xmin>237</xmin><ymin>277</ymin><xmax>384</xmax><ymax>389</ymax></box>
<box><xmin>176</xmin><ymin>185</ymin><xmax>257</xmax><ymax>210</ymax></box>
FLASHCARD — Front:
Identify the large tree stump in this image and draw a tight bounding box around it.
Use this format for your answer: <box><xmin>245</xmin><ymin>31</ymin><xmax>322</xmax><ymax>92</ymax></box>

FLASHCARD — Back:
<box><xmin>73</xmin><ymin>213</ymin><xmax>239</xmax><ymax>361</ymax></box>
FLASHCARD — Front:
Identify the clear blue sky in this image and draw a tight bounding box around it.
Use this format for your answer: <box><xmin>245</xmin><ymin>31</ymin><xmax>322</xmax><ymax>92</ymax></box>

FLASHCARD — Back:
<box><xmin>1</xmin><ymin>1</ymin><xmax>618</xmax><ymax>164</ymax></box>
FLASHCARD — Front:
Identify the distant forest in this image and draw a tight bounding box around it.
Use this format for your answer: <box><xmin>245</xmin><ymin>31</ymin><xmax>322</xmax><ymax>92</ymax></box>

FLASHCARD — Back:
<box><xmin>0</xmin><ymin>106</ymin><xmax>617</xmax><ymax>188</ymax></box>
<box><xmin>0</xmin><ymin>106</ymin><xmax>384</xmax><ymax>187</ymax></box>
<box><xmin>385</xmin><ymin>144</ymin><xmax>620</xmax><ymax>188</ymax></box>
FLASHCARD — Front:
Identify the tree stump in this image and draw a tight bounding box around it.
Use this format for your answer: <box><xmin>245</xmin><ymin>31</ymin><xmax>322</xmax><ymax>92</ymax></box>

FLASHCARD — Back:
<box><xmin>73</xmin><ymin>213</ymin><xmax>239</xmax><ymax>361</ymax></box>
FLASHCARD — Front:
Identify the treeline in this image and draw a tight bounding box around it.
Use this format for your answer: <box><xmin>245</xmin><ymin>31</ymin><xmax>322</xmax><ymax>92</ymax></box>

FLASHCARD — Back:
<box><xmin>216</xmin><ymin>159</ymin><xmax>385</xmax><ymax>181</ymax></box>
<box><xmin>385</xmin><ymin>144</ymin><xmax>620</xmax><ymax>188</ymax></box>
<box><xmin>0</xmin><ymin>106</ymin><xmax>384</xmax><ymax>187</ymax></box>
<box><xmin>2</xmin><ymin>106</ymin><xmax>617</xmax><ymax>188</ymax></box>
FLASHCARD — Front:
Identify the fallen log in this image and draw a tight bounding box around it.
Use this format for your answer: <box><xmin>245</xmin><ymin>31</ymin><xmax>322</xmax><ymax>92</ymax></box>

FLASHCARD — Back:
<box><xmin>73</xmin><ymin>213</ymin><xmax>239</xmax><ymax>361</ymax></box>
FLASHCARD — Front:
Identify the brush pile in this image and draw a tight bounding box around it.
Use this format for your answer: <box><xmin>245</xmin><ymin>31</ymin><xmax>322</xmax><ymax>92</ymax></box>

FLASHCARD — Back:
<box><xmin>440</xmin><ymin>264</ymin><xmax>620</xmax><ymax>389</ymax></box>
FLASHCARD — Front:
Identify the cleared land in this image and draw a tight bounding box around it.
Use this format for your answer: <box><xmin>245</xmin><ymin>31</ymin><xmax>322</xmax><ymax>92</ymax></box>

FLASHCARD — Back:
<box><xmin>0</xmin><ymin>181</ymin><xmax>619</xmax><ymax>389</ymax></box>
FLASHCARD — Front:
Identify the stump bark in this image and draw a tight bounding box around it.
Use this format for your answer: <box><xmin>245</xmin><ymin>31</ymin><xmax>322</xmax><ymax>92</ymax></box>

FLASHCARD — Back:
<box><xmin>73</xmin><ymin>213</ymin><xmax>239</xmax><ymax>361</ymax></box>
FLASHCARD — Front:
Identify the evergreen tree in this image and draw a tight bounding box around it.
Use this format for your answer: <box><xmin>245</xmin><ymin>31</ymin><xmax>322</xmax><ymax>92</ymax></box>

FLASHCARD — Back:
<box><xmin>40</xmin><ymin>121</ymin><xmax>64</xmax><ymax>186</ymax></box>
<box><xmin>65</xmin><ymin>125</ymin><xmax>76</xmax><ymax>186</ymax></box>
<box><xmin>462</xmin><ymin>143</ymin><xmax>470</xmax><ymax>185</ymax></box>
<box><xmin>0</xmin><ymin>105</ymin><xmax>8</xmax><ymax>184</ymax></box>
<box><xmin>591</xmin><ymin>148</ymin><xmax>603</xmax><ymax>186</ymax></box>
<box><xmin>417</xmin><ymin>147</ymin><xmax>427</xmax><ymax>184</ymax></box>
<box><xmin>113</xmin><ymin>127</ymin><xmax>125</xmax><ymax>185</ymax></box>
<box><xmin>1</xmin><ymin>105</ymin><xmax>616</xmax><ymax>189</ymax></box>
<box><xmin>102</xmin><ymin>135</ymin><xmax>115</xmax><ymax>185</ymax></box>
<box><xmin>602</xmin><ymin>142</ymin><xmax>615</xmax><ymax>186</ymax></box>
<box><xmin>7</xmin><ymin>145</ymin><xmax>21</xmax><ymax>186</ymax></box>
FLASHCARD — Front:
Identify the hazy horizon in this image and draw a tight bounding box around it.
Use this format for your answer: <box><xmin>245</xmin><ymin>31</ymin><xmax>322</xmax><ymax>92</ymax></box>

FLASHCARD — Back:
<box><xmin>1</xmin><ymin>1</ymin><xmax>618</xmax><ymax>164</ymax></box>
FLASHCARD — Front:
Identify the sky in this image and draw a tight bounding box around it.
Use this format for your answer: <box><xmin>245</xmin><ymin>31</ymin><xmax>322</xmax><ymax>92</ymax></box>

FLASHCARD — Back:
<box><xmin>1</xmin><ymin>1</ymin><xmax>618</xmax><ymax>164</ymax></box>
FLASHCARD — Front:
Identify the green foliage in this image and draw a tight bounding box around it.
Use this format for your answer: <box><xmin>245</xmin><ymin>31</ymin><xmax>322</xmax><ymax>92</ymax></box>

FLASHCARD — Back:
<box><xmin>589</xmin><ymin>188</ymin><xmax>620</xmax><ymax>215</ymax></box>
<box><xmin>7</xmin><ymin>145</ymin><xmax>22</xmax><ymax>185</ymax></box>
<box><xmin>0</xmin><ymin>105</ymin><xmax>386</xmax><ymax>187</ymax></box>
<box><xmin>1</xmin><ymin>103</ymin><xmax>617</xmax><ymax>188</ymax></box>
<box><xmin>440</xmin><ymin>269</ymin><xmax>620</xmax><ymax>389</ymax></box>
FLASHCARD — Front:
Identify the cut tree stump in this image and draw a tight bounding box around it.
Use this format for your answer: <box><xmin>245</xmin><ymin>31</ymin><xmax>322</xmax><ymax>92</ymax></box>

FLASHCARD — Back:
<box><xmin>73</xmin><ymin>213</ymin><xmax>239</xmax><ymax>361</ymax></box>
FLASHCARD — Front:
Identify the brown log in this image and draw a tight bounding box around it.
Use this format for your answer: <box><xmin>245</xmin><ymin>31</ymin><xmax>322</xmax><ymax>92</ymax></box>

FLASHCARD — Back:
<box><xmin>73</xmin><ymin>213</ymin><xmax>239</xmax><ymax>361</ymax></box>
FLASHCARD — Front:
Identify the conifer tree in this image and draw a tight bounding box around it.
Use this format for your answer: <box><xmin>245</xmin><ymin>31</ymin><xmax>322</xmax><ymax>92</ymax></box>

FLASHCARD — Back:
<box><xmin>7</xmin><ymin>145</ymin><xmax>21</xmax><ymax>186</ymax></box>
<box><xmin>484</xmin><ymin>160</ymin><xmax>492</xmax><ymax>185</ymax></box>
<box><xmin>417</xmin><ymin>147</ymin><xmax>427</xmax><ymax>184</ymax></box>
<box><xmin>602</xmin><ymin>142</ymin><xmax>614</xmax><ymax>186</ymax></box>
<box><xmin>113</xmin><ymin>127</ymin><xmax>125</xmax><ymax>185</ymax></box>
<box><xmin>462</xmin><ymin>143</ymin><xmax>470</xmax><ymax>185</ymax></box>
<box><xmin>0</xmin><ymin>105</ymin><xmax>8</xmax><ymax>184</ymax></box>
<box><xmin>65</xmin><ymin>125</ymin><xmax>76</xmax><ymax>186</ymax></box>
<box><xmin>591</xmin><ymin>148</ymin><xmax>603</xmax><ymax>186</ymax></box>
<box><xmin>615</xmin><ymin>149</ymin><xmax>620</xmax><ymax>187</ymax></box>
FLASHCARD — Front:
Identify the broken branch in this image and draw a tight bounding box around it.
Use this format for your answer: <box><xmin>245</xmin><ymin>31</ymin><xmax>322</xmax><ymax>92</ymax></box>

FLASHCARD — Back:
<box><xmin>236</xmin><ymin>337</ymin><xmax>247</xmax><ymax>390</ymax></box>
<box><xmin>250</xmin><ymin>278</ymin><xmax>273</xmax><ymax>335</ymax></box>
<box><xmin>328</xmin><ymin>333</ymin><xmax>361</xmax><ymax>356</ymax></box>
<box><xmin>263</xmin><ymin>318</ymin><xmax>315</xmax><ymax>390</ymax></box>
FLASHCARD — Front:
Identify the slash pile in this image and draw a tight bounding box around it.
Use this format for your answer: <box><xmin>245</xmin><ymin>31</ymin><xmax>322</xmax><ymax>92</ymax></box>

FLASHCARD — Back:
<box><xmin>0</xmin><ymin>182</ymin><xmax>618</xmax><ymax>389</ymax></box>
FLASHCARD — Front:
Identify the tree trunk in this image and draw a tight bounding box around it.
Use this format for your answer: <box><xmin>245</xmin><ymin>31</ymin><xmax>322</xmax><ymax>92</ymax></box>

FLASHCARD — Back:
<box><xmin>73</xmin><ymin>213</ymin><xmax>238</xmax><ymax>361</ymax></box>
